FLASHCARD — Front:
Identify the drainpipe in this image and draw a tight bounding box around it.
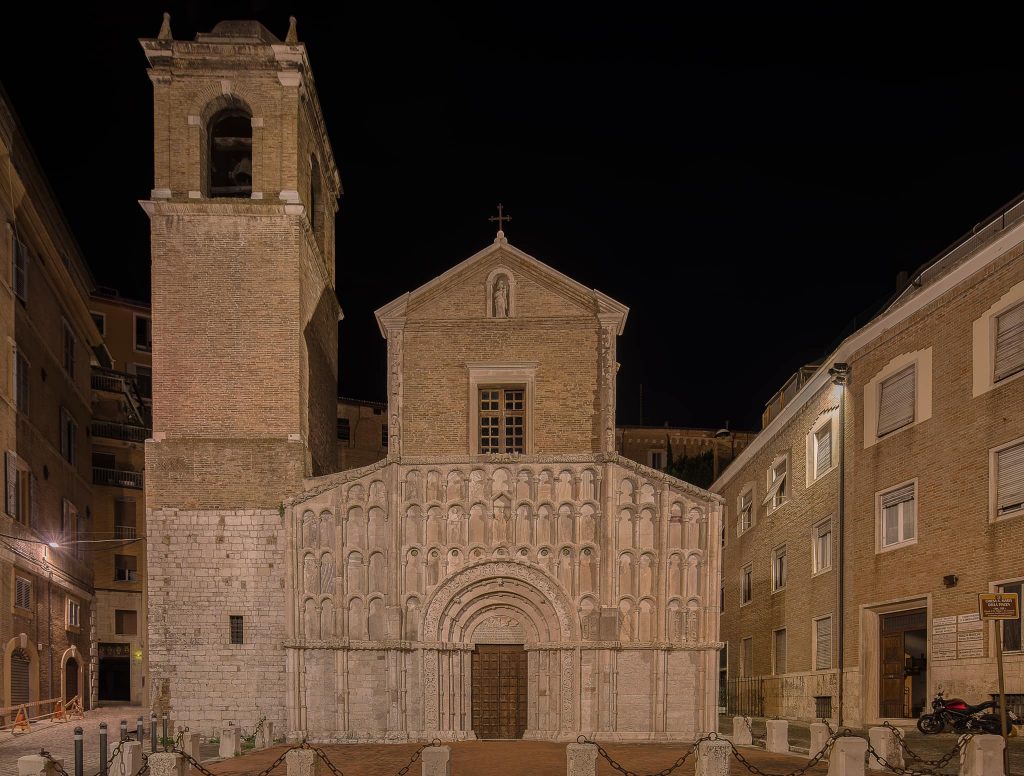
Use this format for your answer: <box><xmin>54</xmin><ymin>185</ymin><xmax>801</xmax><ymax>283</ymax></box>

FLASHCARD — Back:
<box><xmin>829</xmin><ymin>363</ymin><xmax>850</xmax><ymax>727</ymax></box>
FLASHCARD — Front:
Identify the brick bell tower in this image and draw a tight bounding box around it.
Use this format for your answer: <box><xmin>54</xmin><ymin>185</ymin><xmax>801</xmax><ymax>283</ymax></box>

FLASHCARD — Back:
<box><xmin>140</xmin><ymin>16</ymin><xmax>341</xmax><ymax>726</ymax></box>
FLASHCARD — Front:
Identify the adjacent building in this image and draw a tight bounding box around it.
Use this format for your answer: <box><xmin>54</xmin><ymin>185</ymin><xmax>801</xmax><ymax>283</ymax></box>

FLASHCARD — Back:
<box><xmin>616</xmin><ymin>425</ymin><xmax>756</xmax><ymax>484</ymax></box>
<box><xmin>336</xmin><ymin>397</ymin><xmax>388</xmax><ymax>470</ymax></box>
<box><xmin>715</xmin><ymin>194</ymin><xmax>1024</xmax><ymax>727</ymax></box>
<box><xmin>1</xmin><ymin>85</ymin><xmax>104</xmax><ymax>717</ymax></box>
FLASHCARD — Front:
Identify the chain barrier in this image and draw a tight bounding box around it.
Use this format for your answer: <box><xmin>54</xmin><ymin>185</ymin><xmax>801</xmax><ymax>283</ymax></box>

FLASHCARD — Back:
<box><xmin>726</xmin><ymin>727</ymin><xmax>856</xmax><ymax>776</ymax></box>
<box><xmin>39</xmin><ymin>749</ymin><xmax>72</xmax><ymax>776</ymax></box>
<box><xmin>866</xmin><ymin>725</ymin><xmax>972</xmax><ymax>776</ymax></box>
<box><xmin>577</xmin><ymin>732</ymin><xmax>708</xmax><ymax>776</ymax></box>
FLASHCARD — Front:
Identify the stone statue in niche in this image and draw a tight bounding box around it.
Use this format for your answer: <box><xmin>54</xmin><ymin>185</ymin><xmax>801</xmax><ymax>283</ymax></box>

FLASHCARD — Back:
<box><xmin>493</xmin><ymin>275</ymin><xmax>510</xmax><ymax>318</ymax></box>
<box><xmin>686</xmin><ymin>609</ymin><xmax>698</xmax><ymax>642</ymax></box>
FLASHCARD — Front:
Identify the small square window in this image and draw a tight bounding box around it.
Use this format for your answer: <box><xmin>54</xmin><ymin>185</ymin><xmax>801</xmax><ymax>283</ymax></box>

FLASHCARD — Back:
<box><xmin>879</xmin><ymin>481</ymin><xmax>916</xmax><ymax>550</ymax></box>
<box><xmin>114</xmin><ymin>554</ymin><xmax>138</xmax><ymax>582</ymax></box>
<box><xmin>336</xmin><ymin>417</ymin><xmax>350</xmax><ymax>441</ymax></box>
<box><xmin>877</xmin><ymin>365</ymin><xmax>916</xmax><ymax>436</ymax></box>
<box><xmin>66</xmin><ymin>598</ymin><xmax>80</xmax><ymax>628</ymax></box>
<box><xmin>134</xmin><ymin>315</ymin><xmax>152</xmax><ymax>353</ymax></box>
<box><xmin>649</xmin><ymin>450</ymin><xmax>664</xmax><ymax>470</ymax></box>
<box><xmin>479</xmin><ymin>386</ymin><xmax>525</xmax><ymax>454</ymax></box>
<box><xmin>15</xmin><ymin>576</ymin><xmax>31</xmax><ymax>610</ymax></box>
<box><xmin>230</xmin><ymin>615</ymin><xmax>244</xmax><ymax>645</ymax></box>
<box><xmin>115</xmin><ymin>609</ymin><xmax>138</xmax><ymax>635</ymax></box>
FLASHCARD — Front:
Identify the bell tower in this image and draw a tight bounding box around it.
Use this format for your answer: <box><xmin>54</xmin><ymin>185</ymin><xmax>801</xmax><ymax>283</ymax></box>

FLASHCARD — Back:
<box><xmin>139</xmin><ymin>16</ymin><xmax>340</xmax><ymax>727</ymax></box>
<box><xmin>141</xmin><ymin>16</ymin><xmax>341</xmax><ymax>509</ymax></box>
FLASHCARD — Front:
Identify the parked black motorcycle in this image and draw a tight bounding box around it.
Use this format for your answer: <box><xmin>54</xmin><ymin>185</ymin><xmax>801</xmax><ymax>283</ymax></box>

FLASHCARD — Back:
<box><xmin>917</xmin><ymin>690</ymin><xmax>1018</xmax><ymax>734</ymax></box>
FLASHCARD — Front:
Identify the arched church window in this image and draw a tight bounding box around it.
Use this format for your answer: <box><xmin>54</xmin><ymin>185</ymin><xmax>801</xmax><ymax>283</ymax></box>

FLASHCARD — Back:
<box><xmin>208</xmin><ymin>109</ymin><xmax>253</xmax><ymax>197</ymax></box>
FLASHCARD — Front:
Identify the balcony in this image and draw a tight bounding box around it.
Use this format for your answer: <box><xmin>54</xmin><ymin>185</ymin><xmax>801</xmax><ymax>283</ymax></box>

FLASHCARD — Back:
<box><xmin>91</xmin><ymin>421</ymin><xmax>149</xmax><ymax>443</ymax></box>
<box><xmin>114</xmin><ymin>525</ymin><xmax>137</xmax><ymax>540</ymax></box>
<box><xmin>93</xmin><ymin>467</ymin><xmax>143</xmax><ymax>490</ymax></box>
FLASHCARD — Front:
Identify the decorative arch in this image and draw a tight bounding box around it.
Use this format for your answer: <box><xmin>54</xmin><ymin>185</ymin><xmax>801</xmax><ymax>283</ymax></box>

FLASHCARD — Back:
<box><xmin>203</xmin><ymin>94</ymin><xmax>254</xmax><ymax>198</ymax></box>
<box><xmin>59</xmin><ymin>646</ymin><xmax>84</xmax><ymax>705</ymax></box>
<box><xmin>3</xmin><ymin>634</ymin><xmax>39</xmax><ymax>710</ymax></box>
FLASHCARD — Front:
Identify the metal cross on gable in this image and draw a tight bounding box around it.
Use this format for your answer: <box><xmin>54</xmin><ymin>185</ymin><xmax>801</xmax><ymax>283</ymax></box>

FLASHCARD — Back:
<box><xmin>489</xmin><ymin>203</ymin><xmax>511</xmax><ymax>233</ymax></box>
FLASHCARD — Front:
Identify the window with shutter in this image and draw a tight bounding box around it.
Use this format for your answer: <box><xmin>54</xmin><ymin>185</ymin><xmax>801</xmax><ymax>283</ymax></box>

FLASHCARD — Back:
<box><xmin>879</xmin><ymin>482</ymin><xmax>916</xmax><ymax>548</ymax></box>
<box><xmin>995</xmin><ymin>441</ymin><xmax>1024</xmax><ymax>518</ymax></box>
<box><xmin>773</xmin><ymin>629</ymin><xmax>787</xmax><ymax>675</ymax></box>
<box><xmin>738</xmin><ymin>488</ymin><xmax>753</xmax><ymax>533</ymax></box>
<box><xmin>813</xmin><ymin>519</ymin><xmax>832</xmax><ymax>573</ymax></box>
<box><xmin>877</xmin><ymin>365</ymin><xmax>916</xmax><ymax>436</ymax></box>
<box><xmin>772</xmin><ymin>545</ymin><xmax>787</xmax><ymax>592</ymax></box>
<box><xmin>15</xmin><ymin>576</ymin><xmax>31</xmax><ymax>610</ymax></box>
<box><xmin>14</xmin><ymin>348</ymin><xmax>28</xmax><ymax>413</ymax></box>
<box><xmin>5</xmin><ymin>451</ymin><xmax>16</xmax><ymax>517</ymax></box>
<box><xmin>814</xmin><ymin>422</ymin><xmax>833</xmax><ymax>479</ymax></box>
<box><xmin>815</xmin><ymin>617</ymin><xmax>833</xmax><ymax>670</ymax></box>
<box><xmin>995</xmin><ymin>301</ymin><xmax>1024</xmax><ymax>382</ymax></box>
<box><xmin>10</xmin><ymin>649</ymin><xmax>30</xmax><ymax>705</ymax></box>
<box><xmin>12</xmin><ymin>237</ymin><xmax>28</xmax><ymax>301</ymax></box>
<box><xmin>741</xmin><ymin>564</ymin><xmax>752</xmax><ymax>604</ymax></box>
<box><xmin>764</xmin><ymin>455</ymin><xmax>788</xmax><ymax>511</ymax></box>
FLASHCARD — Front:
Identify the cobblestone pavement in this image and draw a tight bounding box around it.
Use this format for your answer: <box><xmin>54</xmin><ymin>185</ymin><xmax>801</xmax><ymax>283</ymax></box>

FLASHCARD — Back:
<box><xmin>201</xmin><ymin>739</ymin><xmax>832</xmax><ymax>776</ymax></box>
<box><xmin>719</xmin><ymin>715</ymin><xmax>1023</xmax><ymax>775</ymax></box>
<box><xmin>0</xmin><ymin>705</ymin><xmax>142</xmax><ymax>776</ymax></box>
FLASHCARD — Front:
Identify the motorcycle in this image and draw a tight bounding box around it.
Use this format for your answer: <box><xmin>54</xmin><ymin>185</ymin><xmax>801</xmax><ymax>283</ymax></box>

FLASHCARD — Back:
<box><xmin>917</xmin><ymin>690</ymin><xmax>1020</xmax><ymax>734</ymax></box>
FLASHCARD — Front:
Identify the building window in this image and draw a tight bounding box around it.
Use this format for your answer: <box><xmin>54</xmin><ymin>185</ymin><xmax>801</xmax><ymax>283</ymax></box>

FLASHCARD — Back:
<box><xmin>230</xmin><ymin>615</ymin><xmax>244</xmax><ymax>645</ymax></box>
<box><xmin>993</xmin><ymin>439</ymin><xmax>1024</xmax><ymax>519</ymax></box>
<box><xmin>808</xmin><ymin>415</ymin><xmax>835</xmax><ymax>483</ymax></box>
<box><xmin>60</xmin><ymin>408</ymin><xmax>77</xmax><ymax>464</ymax></box>
<box><xmin>998</xmin><ymin>581</ymin><xmax>1022</xmax><ymax>653</ymax></box>
<box><xmin>771</xmin><ymin>545</ymin><xmax>787</xmax><ymax>592</ymax></box>
<box><xmin>114</xmin><ymin>555</ymin><xmax>138</xmax><ymax>582</ymax></box>
<box><xmin>773</xmin><ymin>628</ymin><xmax>787</xmax><ymax>675</ymax></box>
<box><xmin>14</xmin><ymin>347</ymin><xmax>28</xmax><ymax>414</ymax></box>
<box><xmin>994</xmin><ymin>300</ymin><xmax>1024</xmax><ymax>383</ymax></box>
<box><xmin>115</xmin><ymin>609</ymin><xmax>138</xmax><ymax>636</ymax></box>
<box><xmin>814</xmin><ymin>616</ymin><xmax>833</xmax><ymax>670</ymax></box>
<box><xmin>879</xmin><ymin>481</ymin><xmax>916</xmax><ymax>550</ymax></box>
<box><xmin>812</xmin><ymin>518</ymin><xmax>832</xmax><ymax>574</ymax></box>
<box><xmin>90</xmin><ymin>312</ymin><xmax>105</xmax><ymax>336</ymax></box>
<box><xmin>209</xmin><ymin>109</ymin><xmax>253</xmax><ymax>198</ymax></box>
<box><xmin>114</xmin><ymin>499</ymin><xmax>137</xmax><ymax>539</ymax></box>
<box><xmin>742</xmin><ymin>637</ymin><xmax>752</xmax><ymax>677</ymax></box>
<box><xmin>382</xmin><ymin>424</ymin><xmax>389</xmax><ymax>448</ymax></box>
<box><xmin>14</xmin><ymin>576</ymin><xmax>31</xmax><ymax>610</ymax></box>
<box><xmin>479</xmin><ymin>387</ymin><xmax>525</xmax><ymax>454</ymax></box>
<box><xmin>738</xmin><ymin>487</ymin><xmax>753</xmax><ymax>534</ymax></box>
<box><xmin>741</xmin><ymin>564</ymin><xmax>752</xmax><ymax>605</ymax></box>
<box><xmin>61</xmin><ymin>500</ymin><xmax>79</xmax><ymax>555</ymax></box>
<box><xmin>336</xmin><ymin>417</ymin><xmax>350</xmax><ymax>441</ymax></box>
<box><xmin>764</xmin><ymin>454</ymin><xmax>788</xmax><ymax>512</ymax></box>
<box><xmin>66</xmin><ymin>598</ymin><xmax>80</xmax><ymax>628</ymax></box>
<box><xmin>6</xmin><ymin>452</ymin><xmax>32</xmax><ymax>526</ymax></box>
<box><xmin>975</xmin><ymin>283</ymin><xmax>1024</xmax><ymax>397</ymax></box>
<box><xmin>877</xmin><ymin>365</ymin><xmax>916</xmax><ymax>436</ymax></box>
<box><xmin>648</xmin><ymin>450</ymin><xmax>665</xmax><ymax>470</ymax></box>
<box><xmin>62</xmin><ymin>321</ymin><xmax>76</xmax><ymax>379</ymax></box>
<box><xmin>134</xmin><ymin>315</ymin><xmax>152</xmax><ymax>353</ymax></box>
<box><xmin>12</xmin><ymin>236</ymin><xmax>28</xmax><ymax>301</ymax></box>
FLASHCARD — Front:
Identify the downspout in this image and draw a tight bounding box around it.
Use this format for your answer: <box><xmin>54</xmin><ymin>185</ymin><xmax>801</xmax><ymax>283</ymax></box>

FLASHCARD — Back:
<box><xmin>829</xmin><ymin>363</ymin><xmax>850</xmax><ymax>726</ymax></box>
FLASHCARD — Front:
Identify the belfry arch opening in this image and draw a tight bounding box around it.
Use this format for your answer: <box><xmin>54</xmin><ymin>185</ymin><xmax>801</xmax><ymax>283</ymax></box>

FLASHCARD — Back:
<box><xmin>208</xmin><ymin>108</ymin><xmax>253</xmax><ymax>197</ymax></box>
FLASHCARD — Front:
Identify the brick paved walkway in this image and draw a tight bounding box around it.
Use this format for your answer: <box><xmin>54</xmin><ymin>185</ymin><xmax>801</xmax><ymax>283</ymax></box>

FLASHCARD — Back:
<box><xmin>0</xmin><ymin>704</ymin><xmax>142</xmax><ymax>776</ymax></box>
<box><xmin>202</xmin><ymin>739</ymin><xmax>832</xmax><ymax>776</ymax></box>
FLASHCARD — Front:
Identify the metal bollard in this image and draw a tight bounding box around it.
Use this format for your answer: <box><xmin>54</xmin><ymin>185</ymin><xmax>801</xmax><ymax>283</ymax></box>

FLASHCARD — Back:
<box><xmin>99</xmin><ymin>722</ymin><xmax>108</xmax><ymax>776</ymax></box>
<box><xmin>74</xmin><ymin>726</ymin><xmax>84</xmax><ymax>776</ymax></box>
<box><xmin>150</xmin><ymin>712</ymin><xmax>157</xmax><ymax>753</ymax></box>
<box><xmin>120</xmin><ymin>719</ymin><xmax>128</xmax><ymax>742</ymax></box>
<box><xmin>137</xmin><ymin>716</ymin><xmax>145</xmax><ymax>743</ymax></box>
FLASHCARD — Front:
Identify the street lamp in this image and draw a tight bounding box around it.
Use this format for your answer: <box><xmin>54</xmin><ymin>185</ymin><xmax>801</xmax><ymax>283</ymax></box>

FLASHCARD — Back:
<box><xmin>828</xmin><ymin>362</ymin><xmax>850</xmax><ymax>725</ymax></box>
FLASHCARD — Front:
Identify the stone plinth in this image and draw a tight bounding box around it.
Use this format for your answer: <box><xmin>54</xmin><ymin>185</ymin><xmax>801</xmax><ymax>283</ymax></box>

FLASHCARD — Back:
<box><xmin>256</xmin><ymin>721</ymin><xmax>275</xmax><ymax>750</ymax></box>
<box><xmin>960</xmin><ymin>734</ymin><xmax>1005</xmax><ymax>776</ymax></box>
<box><xmin>181</xmin><ymin>732</ymin><xmax>201</xmax><ymax>760</ymax></box>
<box><xmin>732</xmin><ymin>717</ymin><xmax>752</xmax><ymax>746</ymax></box>
<box><xmin>566</xmin><ymin>742</ymin><xmax>598</xmax><ymax>776</ymax></box>
<box><xmin>868</xmin><ymin>726</ymin><xmax>904</xmax><ymax>771</ymax></box>
<box><xmin>286</xmin><ymin>748</ymin><xmax>321</xmax><ymax>776</ymax></box>
<box><xmin>765</xmin><ymin>720</ymin><xmax>788</xmax><ymax>753</ymax></box>
<box><xmin>219</xmin><ymin>726</ymin><xmax>241</xmax><ymax>758</ymax></box>
<box><xmin>111</xmin><ymin>740</ymin><xmax>143</xmax><ymax>776</ymax></box>
<box><xmin>422</xmin><ymin>744</ymin><xmax>451</xmax><ymax>776</ymax></box>
<box><xmin>809</xmin><ymin>723</ymin><xmax>830</xmax><ymax>758</ymax></box>
<box><xmin>17</xmin><ymin>754</ymin><xmax>64</xmax><ymax>776</ymax></box>
<box><xmin>148</xmin><ymin>752</ymin><xmax>187</xmax><ymax>776</ymax></box>
<box><xmin>696</xmin><ymin>739</ymin><xmax>732</xmax><ymax>776</ymax></box>
<box><xmin>828</xmin><ymin>737</ymin><xmax>867</xmax><ymax>776</ymax></box>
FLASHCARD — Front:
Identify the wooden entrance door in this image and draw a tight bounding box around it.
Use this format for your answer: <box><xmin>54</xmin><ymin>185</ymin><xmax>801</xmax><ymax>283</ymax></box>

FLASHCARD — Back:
<box><xmin>879</xmin><ymin>608</ymin><xmax>927</xmax><ymax>718</ymax></box>
<box><xmin>472</xmin><ymin>645</ymin><xmax>528</xmax><ymax>739</ymax></box>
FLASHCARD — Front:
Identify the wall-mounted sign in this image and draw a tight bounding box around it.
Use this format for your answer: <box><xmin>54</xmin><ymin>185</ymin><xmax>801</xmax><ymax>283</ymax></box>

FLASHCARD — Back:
<box><xmin>979</xmin><ymin>593</ymin><xmax>1019</xmax><ymax>620</ymax></box>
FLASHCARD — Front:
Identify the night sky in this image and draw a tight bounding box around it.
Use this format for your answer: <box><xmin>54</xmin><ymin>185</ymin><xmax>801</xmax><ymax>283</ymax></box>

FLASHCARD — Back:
<box><xmin>3</xmin><ymin>6</ymin><xmax>1023</xmax><ymax>431</ymax></box>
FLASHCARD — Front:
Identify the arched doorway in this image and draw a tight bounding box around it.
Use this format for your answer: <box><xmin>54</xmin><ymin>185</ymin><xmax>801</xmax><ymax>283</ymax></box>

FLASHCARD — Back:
<box><xmin>64</xmin><ymin>657</ymin><xmax>79</xmax><ymax>703</ymax></box>
<box><xmin>10</xmin><ymin>649</ymin><xmax>30</xmax><ymax>707</ymax></box>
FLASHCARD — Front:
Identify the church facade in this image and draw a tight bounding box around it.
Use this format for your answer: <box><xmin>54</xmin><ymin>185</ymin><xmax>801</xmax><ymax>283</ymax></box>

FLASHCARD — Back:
<box><xmin>141</xmin><ymin>19</ymin><xmax>722</xmax><ymax>743</ymax></box>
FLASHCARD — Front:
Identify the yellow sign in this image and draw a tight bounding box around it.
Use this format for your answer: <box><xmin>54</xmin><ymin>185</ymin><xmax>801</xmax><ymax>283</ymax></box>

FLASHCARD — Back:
<box><xmin>979</xmin><ymin>593</ymin><xmax>1020</xmax><ymax>620</ymax></box>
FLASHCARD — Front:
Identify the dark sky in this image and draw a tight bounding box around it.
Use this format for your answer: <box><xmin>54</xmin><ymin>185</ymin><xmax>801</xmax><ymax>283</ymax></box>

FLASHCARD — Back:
<box><xmin>3</xmin><ymin>6</ymin><xmax>1023</xmax><ymax>431</ymax></box>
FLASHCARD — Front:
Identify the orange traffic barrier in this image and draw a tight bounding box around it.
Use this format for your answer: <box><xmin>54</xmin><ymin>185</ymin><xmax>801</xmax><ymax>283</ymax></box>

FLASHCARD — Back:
<box><xmin>12</xmin><ymin>705</ymin><xmax>31</xmax><ymax>734</ymax></box>
<box><xmin>51</xmin><ymin>700</ymin><xmax>65</xmax><ymax>722</ymax></box>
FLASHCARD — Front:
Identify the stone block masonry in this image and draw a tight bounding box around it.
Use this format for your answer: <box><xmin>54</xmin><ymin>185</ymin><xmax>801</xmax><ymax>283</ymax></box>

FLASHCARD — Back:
<box><xmin>146</xmin><ymin>508</ymin><xmax>287</xmax><ymax>735</ymax></box>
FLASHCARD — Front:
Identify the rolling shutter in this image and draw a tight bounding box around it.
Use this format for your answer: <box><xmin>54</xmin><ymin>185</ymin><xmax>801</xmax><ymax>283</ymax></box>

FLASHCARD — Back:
<box><xmin>10</xmin><ymin>649</ymin><xmax>30</xmax><ymax>706</ymax></box>
<box><xmin>815</xmin><ymin>617</ymin><xmax>833</xmax><ymax>670</ymax></box>
<box><xmin>997</xmin><ymin>442</ymin><xmax>1024</xmax><ymax>516</ymax></box>
<box><xmin>877</xmin><ymin>365</ymin><xmax>916</xmax><ymax>436</ymax></box>
<box><xmin>995</xmin><ymin>301</ymin><xmax>1024</xmax><ymax>382</ymax></box>
<box><xmin>5</xmin><ymin>451</ymin><xmax>15</xmax><ymax>516</ymax></box>
<box><xmin>815</xmin><ymin>423</ymin><xmax>833</xmax><ymax>478</ymax></box>
<box><xmin>881</xmin><ymin>483</ymin><xmax>915</xmax><ymax>510</ymax></box>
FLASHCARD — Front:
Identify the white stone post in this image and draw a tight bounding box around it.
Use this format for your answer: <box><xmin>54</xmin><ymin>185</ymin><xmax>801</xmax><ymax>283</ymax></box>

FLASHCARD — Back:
<box><xmin>959</xmin><ymin>734</ymin><xmax>1005</xmax><ymax>776</ymax></box>
<box><xmin>696</xmin><ymin>738</ymin><xmax>732</xmax><ymax>776</ymax></box>
<box><xmin>809</xmin><ymin>723</ymin><xmax>830</xmax><ymax>758</ymax></box>
<box><xmin>732</xmin><ymin>717</ymin><xmax>752</xmax><ymax>746</ymax></box>
<box><xmin>111</xmin><ymin>740</ymin><xmax>143</xmax><ymax>776</ymax></box>
<box><xmin>256</xmin><ymin>721</ymin><xmax>275</xmax><ymax>750</ymax></box>
<box><xmin>286</xmin><ymin>749</ymin><xmax>321</xmax><ymax>776</ymax></box>
<box><xmin>147</xmin><ymin>752</ymin><xmax>187</xmax><ymax>776</ymax></box>
<box><xmin>827</xmin><ymin>737</ymin><xmax>867</xmax><ymax>776</ymax></box>
<box><xmin>422</xmin><ymin>744</ymin><xmax>452</xmax><ymax>776</ymax></box>
<box><xmin>16</xmin><ymin>754</ymin><xmax>64</xmax><ymax>776</ymax></box>
<box><xmin>181</xmin><ymin>732</ymin><xmax>201</xmax><ymax>760</ymax></box>
<box><xmin>868</xmin><ymin>726</ymin><xmax>904</xmax><ymax>771</ymax></box>
<box><xmin>765</xmin><ymin>720</ymin><xmax>788</xmax><ymax>753</ymax></box>
<box><xmin>565</xmin><ymin>742</ymin><xmax>598</xmax><ymax>776</ymax></box>
<box><xmin>219</xmin><ymin>725</ymin><xmax>241</xmax><ymax>758</ymax></box>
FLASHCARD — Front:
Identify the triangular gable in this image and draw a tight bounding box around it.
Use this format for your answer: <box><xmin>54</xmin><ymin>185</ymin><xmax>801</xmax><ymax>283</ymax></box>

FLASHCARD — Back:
<box><xmin>374</xmin><ymin>235</ymin><xmax>628</xmax><ymax>337</ymax></box>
